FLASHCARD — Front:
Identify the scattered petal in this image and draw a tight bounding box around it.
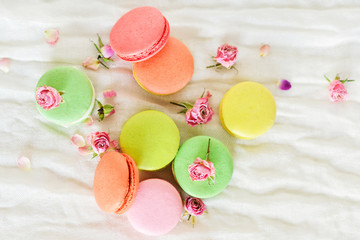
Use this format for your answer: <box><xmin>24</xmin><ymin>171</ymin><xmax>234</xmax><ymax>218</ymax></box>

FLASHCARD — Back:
<box><xmin>103</xmin><ymin>89</ymin><xmax>117</xmax><ymax>98</ymax></box>
<box><xmin>278</xmin><ymin>79</ymin><xmax>292</xmax><ymax>90</ymax></box>
<box><xmin>44</xmin><ymin>29</ymin><xmax>59</xmax><ymax>45</ymax></box>
<box><xmin>84</xmin><ymin>116</ymin><xmax>94</xmax><ymax>126</ymax></box>
<box><xmin>101</xmin><ymin>45</ymin><xmax>114</xmax><ymax>59</ymax></box>
<box><xmin>260</xmin><ymin>44</ymin><xmax>270</xmax><ymax>57</ymax></box>
<box><xmin>17</xmin><ymin>156</ymin><xmax>31</xmax><ymax>171</ymax></box>
<box><xmin>0</xmin><ymin>58</ymin><xmax>10</xmax><ymax>73</ymax></box>
<box><xmin>78</xmin><ymin>146</ymin><xmax>92</xmax><ymax>155</ymax></box>
<box><xmin>71</xmin><ymin>134</ymin><xmax>86</xmax><ymax>147</ymax></box>
<box><xmin>82</xmin><ymin>57</ymin><xmax>100</xmax><ymax>71</ymax></box>
<box><xmin>109</xmin><ymin>140</ymin><xmax>118</xmax><ymax>148</ymax></box>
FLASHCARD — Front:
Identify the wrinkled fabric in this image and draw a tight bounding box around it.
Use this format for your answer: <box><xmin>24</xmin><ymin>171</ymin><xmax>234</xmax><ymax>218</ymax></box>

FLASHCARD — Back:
<box><xmin>1</xmin><ymin>1</ymin><xmax>360</xmax><ymax>240</ymax></box>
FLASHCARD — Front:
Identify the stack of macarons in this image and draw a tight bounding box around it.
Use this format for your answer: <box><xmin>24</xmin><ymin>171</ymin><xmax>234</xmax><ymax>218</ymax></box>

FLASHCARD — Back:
<box><xmin>34</xmin><ymin>5</ymin><xmax>278</xmax><ymax>237</ymax></box>
<box><xmin>110</xmin><ymin>6</ymin><xmax>194</xmax><ymax>95</ymax></box>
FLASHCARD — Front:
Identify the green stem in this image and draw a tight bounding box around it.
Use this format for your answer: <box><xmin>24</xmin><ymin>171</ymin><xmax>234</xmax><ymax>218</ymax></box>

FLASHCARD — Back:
<box><xmin>206</xmin><ymin>63</ymin><xmax>221</xmax><ymax>68</ymax></box>
<box><xmin>170</xmin><ymin>101</ymin><xmax>186</xmax><ymax>108</ymax></box>
<box><xmin>98</xmin><ymin>60</ymin><xmax>109</xmax><ymax>69</ymax></box>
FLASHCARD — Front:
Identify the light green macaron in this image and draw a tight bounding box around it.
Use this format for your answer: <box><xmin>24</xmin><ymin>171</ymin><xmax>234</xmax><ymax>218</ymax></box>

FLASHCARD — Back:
<box><xmin>120</xmin><ymin>110</ymin><xmax>180</xmax><ymax>171</ymax></box>
<box><xmin>173</xmin><ymin>136</ymin><xmax>233</xmax><ymax>198</ymax></box>
<box><xmin>35</xmin><ymin>66</ymin><xmax>95</xmax><ymax>127</ymax></box>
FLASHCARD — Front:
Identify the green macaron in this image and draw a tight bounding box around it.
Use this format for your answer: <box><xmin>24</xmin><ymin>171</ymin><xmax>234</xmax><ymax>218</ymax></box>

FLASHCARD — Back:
<box><xmin>35</xmin><ymin>66</ymin><xmax>95</xmax><ymax>127</ymax></box>
<box><xmin>120</xmin><ymin>110</ymin><xmax>180</xmax><ymax>171</ymax></box>
<box><xmin>173</xmin><ymin>136</ymin><xmax>233</xmax><ymax>198</ymax></box>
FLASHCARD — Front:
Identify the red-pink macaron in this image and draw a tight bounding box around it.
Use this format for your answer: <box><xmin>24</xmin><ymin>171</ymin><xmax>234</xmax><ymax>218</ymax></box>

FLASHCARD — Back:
<box><xmin>110</xmin><ymin>6</ymin><xmax>170</xmax><ymax>62</ymax></box>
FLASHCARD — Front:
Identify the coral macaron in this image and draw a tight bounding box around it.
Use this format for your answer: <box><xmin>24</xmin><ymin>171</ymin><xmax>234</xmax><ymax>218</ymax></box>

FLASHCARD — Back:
<box><xmin>93</xmin><ymin>151</ymin><xmax>139</xmax><ymax>214</ymax></box>
<box><xmin>133</xmin><ymin>37</ymin><xmax>194</xmax><ymax>95</ymax></box>
<box><xmin>110</xmin><ymin>6</ymin><xmax>170</xmax><ymax>62</ymax></box>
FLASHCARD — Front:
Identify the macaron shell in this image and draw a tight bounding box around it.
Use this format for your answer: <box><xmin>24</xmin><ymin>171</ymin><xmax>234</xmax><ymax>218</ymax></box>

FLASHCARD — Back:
<box><xmin>127</xmin><ymin>179</ymin><xmax>183</xmax><ymax>236</ymax></box>
<box><xmin>110</xmin><ymin>6</ymin><xmax>169</xmax><ymax>62</ymax></box>
<box><xmin>120</xmin><ymin>110</ymin><xmax>180</xmax><ymax>171</ymax></box>
<box><xmin>220</xmin><ymin>81</ymin><xmax>276</xmax><ymax>139</ymax></box>
<box><xmin>133</xmin><ymin>37</ymin><xmax>194</xmax><ymax>95</ymax></box>
<box><xmin>173</xmin><ymin>136</ymin><xmax>233</xmax><ymax>198</ymax></box>
<box><xmin>93</xmin><ymin>151</ymin><xmax>139</xmax><ymax>214</ymax></box>
<box><xmin>35</xmin><ymin>66</ymin><xmax>95</xmax><ymax>127</ymax></box>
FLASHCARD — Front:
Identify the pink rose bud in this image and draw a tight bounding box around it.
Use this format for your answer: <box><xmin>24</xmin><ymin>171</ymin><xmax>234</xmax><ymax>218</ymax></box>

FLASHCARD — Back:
<box><xmin>260</xmin><ymin>44</ymin><xmax>270</xmax><ymax>57</ymax></box>
<box><xmin>17</xmin><ymin>156</ymin><xmax>31</xmax><ymax>171</ymax></box>
<box><xmin>185</xmin><ymin>97</ymin><xmax>214</xmax><ymax>127</ymax></box>
<box><xmin>328</xmin><ymin>80</ymin><xmax>348</xmax><ymax>102</ymax></box>
<box><xmin>214</xmin><ymin>44</ymin><xmax>238</xmax><ymax>69</ymax></box>
<box><xmin>0</xmin><ymin>58</ymin><xmax>11</xmax><ymax>73</ymax></box>
<box><xmin>103</xmin><ymin>89</ymin><xmax>117</xmax><ymax>98</ymax></box>
<box><xmin>184</xmin><ymin>197</ymin><xmax>207</xmax><ymax>216</ymax></box>
<box><xmin>86</xmin><ymin>131</ymin><xmax>111</xmax><ymax>154</ymax></box>
<box><xmin>44</xmin><ymin>29</ymin><xmax>59</xmax><ymax>45</ymax></box>
<box><xmin>278</xmin><ymin>79</ymin><xmax>292</xmax><ymax>90</ymax></box>
<box><xmin>188</xmin><ymin>157</ymin><xmax>215</xmax><ymax>181</ymax></box>
<box><xmin>36</xmin><ymin>85</ymin><xmax>62</xmax><ymax>110</ymax></box>
<box><xmin>82</xmin><ymin>57</ymin><xmax>100</xmax><ymax>71</ymax></box>
<box><xmin>101</xmin><ymin>45</ymin><xmax>114</xmax><ymax>59</ymax></box>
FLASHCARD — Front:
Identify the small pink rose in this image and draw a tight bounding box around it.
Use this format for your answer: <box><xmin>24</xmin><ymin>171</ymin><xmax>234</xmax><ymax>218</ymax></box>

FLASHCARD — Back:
<box><xmin>260</xmin><ymin>44</ymin><xmax>270</xmax><ymax>57</ymax></box>
<box><xmin>36</xmin><ymin>85</ymin><xmax>62</xmax><ymax>110</ymax></box>
<box><xmin>44</xmin><ymin>29</ymin><xmax>59</xmax><ymax>45</ymax></box>
<box><xmin>0</xmin><ymin>58</ymin><xmax>10</xmax><ymax>73</ymax></box>
<box><xmin>82</xmin><ymin>57</ymin><xmax>100</xmax><ymax>71</ymax></box>
<box><xmin>86</xmin><ymin>131</ymin><xmax>111</xmax><ymax>154</ymax></box>
<box><xmin>185</xmin><ymin>97</ymin><xmax>214</xmax><ymax>127</ymax></box>
<box><xmin>17</xmin><ymin>156</ymin><xmax>31</xmax><ymax>171</ymax></box>
<box><xmin>214</xmin><ymin>44</ymin><xmax>238</xmax><ymax>69</ymax></box>
<box><xmin>101</xmin><ymin>45</ymin><xmax>114</xmax><ymax>59</ymax></box>
<box><xmin>71</xmin><ymin>134</ymin><xmax>86</xmax><ymax>147</ymax></box>
<box><xmin>184</xmin><ymin>197</ymin><xmax>206</xmax><ymax>216</ymax></box>
<box><xmin>103</xmin><ymin>89</ymin><xmax>117</xmax><ymax>98</ymax></box>
<box><xmin>188</xmin><ymin>157</ymin><xmax>215</xmax><ymax>181</ymax></box>
<box><xmin>328</xmin><ymin>80</ymin><xmax>348</xmax><ymax>102</ymax></box>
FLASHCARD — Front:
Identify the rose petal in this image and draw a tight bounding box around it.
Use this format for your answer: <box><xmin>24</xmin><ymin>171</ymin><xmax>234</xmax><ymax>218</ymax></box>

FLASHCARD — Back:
<box><xmin>103</xmin><ymin>90</ymin><xmax>117</xmax><ymax>98</ymax></box>
<box><xmin>71</xmin><ymin>134</ymin><xmax>86</xmax><ymax>147</ymax></box>
<box><xmin>109</xmin><ymin>140</ymin><xmax>118</xmax><ymax>148</ymax></box>
<box><xmin>17</xmin><ymin>156</ymin><xmax>31</xmax><ymax>171</ymax></box>
<box><xmin>0</xmin><ymin>58</ymin><xmax>10</xmax><ymax>73</ymax></box>
<box><xmin>82</xmin><ymin>57</ymin><xmax>99</xmax><ymax>71</ymax></box>
<box><xmin>101</xmin><ymin>45</ymin><xmax>114</xmax><ymax>59</ymax></box>
<box><xmin>83</xmin><ymin>116</ymin><xmax>94</xmax><ymax>126</ymax></box>
<box><xmin>44</xmin><ymin>29</ymin><xmax>59</xmax><ymax>45</ymax></box>
<box><xmin>260</xmin><ymin>44</ymin><xmax>270</xmax><ymax>57</ymax></box>
<box><xmin>278</xmin><ymin>79</ymin><xmax>292</xmax><ymax>90</ymax></box>
<box><xmin>78</xmin><ymin>146</ymin><xmax>92</xmax><ymax>155</ymax></box>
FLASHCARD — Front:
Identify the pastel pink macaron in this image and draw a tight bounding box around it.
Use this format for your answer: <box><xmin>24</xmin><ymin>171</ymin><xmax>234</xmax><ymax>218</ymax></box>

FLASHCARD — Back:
<box><xmin>110</xmin><ymin>6</ymin><xmax>170</xmax><ymax>62</ymax></box>
<box><xmin>127</xmin><ymin>179</ymin><xmax>183</xmax><ymax>236</ymax></box>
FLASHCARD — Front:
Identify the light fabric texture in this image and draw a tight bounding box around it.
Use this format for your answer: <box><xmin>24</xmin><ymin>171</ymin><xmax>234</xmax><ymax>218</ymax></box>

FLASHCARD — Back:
<box><xmin>1</xmin><ymin>0</ymin><xmax>360</xmax><ymax>239</ymax></box>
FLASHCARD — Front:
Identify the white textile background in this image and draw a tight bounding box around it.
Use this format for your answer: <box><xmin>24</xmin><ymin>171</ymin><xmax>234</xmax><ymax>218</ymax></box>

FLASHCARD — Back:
<box><xmin>1</xmin><ymin>0</ymin><xmax>360</xmax><ymax>239</ymax></box>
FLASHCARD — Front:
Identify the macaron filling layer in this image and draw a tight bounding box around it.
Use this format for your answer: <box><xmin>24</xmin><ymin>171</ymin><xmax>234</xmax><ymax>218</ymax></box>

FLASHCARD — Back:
<box><xmin>118</xmin><ymin>17</ymin><xmax>169</xmax><ymax>62</ymax></box>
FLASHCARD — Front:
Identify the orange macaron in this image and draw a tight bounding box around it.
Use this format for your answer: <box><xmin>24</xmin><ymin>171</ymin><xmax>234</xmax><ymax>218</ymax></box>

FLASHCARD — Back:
<box><xmin>133</xmin><ymin>36</ymin><xmax>194</xmax><ymax>95</ymax></box>
<box><xmin>93</xmin><ymin>151</ymin><xmax>139</xmax><ymax>214</ymax></box>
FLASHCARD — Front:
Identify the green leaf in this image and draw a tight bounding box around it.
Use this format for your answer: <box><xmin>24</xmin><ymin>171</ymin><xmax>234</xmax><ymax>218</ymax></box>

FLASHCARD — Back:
<box><xmin>102</xmin><ymin>58</ymin><xmax>114</xmax><ymax>62</ymax></box>
<box><xmin>103</xmin><ymin>105</ymin><xmax>114</xmax><ymax>114</ymax></box>
<box><xmin>170</xmin><ymin>101</ymin><xmax>186</xmax><ymax>108</ymax></box>
<box><xmin>200</xmin><ymin>89</ymin><xmax>205</xmax><ymax>98</ymax></box>
<box><xmin>335</xmin><ymin>74</ymin><xmax>340</xmax><ymax>81</ymax></box>
<box><xmin>178</xmin><ymin>109</ymin><xmax>188</xmax><ymax>114</ymax></box>
<box><xmin>324</xmin><ymin>75</ymin><xmax>331</xmax><ymax>82</ymax></box>
<box><xmin>91</xmin><ymin>153</ymin><xmax>98</xmax><ymax>159</ymax></box>
<box><xmin>97</xmin><ymin>34</ymin><xmax>104</xmax><ymax>48</ymax></box>
<box><xmin>92</xmin><ymin>41</ymin><xmax>103</xmax><ymax>56</ymax></box>
<box><xmin>182</xmin><ymin>102</ymin><xmax>193</xmax><ymax>110</ymax></box>
<box><xmin>96</xmin><ymin>99</ymin><xmax>103</xmax><ymax>109</ymax></box>
<box><xmin>98</xmin><ymin>112</ymin><xmax>105</xmax><ymax>121</ymax></box>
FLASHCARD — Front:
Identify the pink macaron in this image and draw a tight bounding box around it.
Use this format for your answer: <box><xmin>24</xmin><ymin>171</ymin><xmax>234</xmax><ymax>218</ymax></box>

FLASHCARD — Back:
<box><xmin>127</xmin><ymin>179</ymin><xmax>183</xmax><ymax>236</ymax></box>
<box><xmin>110</xmin><ymin>6</ymin><xmax>170</xmax><ymax>62</ymax></box>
